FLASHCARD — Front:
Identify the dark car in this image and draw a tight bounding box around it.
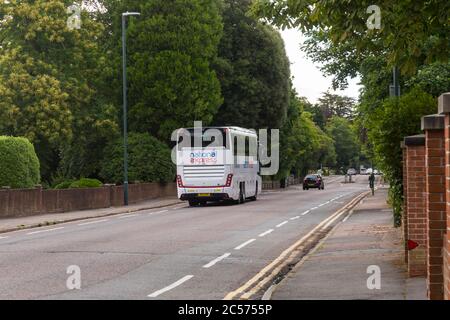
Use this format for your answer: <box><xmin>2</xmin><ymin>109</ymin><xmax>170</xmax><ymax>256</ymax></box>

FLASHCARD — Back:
<box><xmin>303</xmin><ymin>174</ymin><xmax>325</xmax><ymax>190</ymax></box>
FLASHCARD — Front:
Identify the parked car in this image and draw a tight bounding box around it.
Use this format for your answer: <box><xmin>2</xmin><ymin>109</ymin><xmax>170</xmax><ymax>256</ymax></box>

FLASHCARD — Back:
<box><xmin>347</xmin><ymin>168</ymin><xmax>357</xmax><ymax>175</ymax></box>
<box><xmin>360</xmin><ymin>168</ymin><xmax>367</xmax><ymax>175</ymax></box>
<box><xmin>303</xmin><ymin>174</ymin><xmax>325</xmax><ymax>190</ymax></box>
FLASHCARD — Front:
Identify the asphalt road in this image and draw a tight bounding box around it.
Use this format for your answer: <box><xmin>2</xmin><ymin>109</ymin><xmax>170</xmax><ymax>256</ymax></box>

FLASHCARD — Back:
<box><xmin>0</xmin><ymin>175</ymin><xmax>369</xmax><ymax>300</ymax></box>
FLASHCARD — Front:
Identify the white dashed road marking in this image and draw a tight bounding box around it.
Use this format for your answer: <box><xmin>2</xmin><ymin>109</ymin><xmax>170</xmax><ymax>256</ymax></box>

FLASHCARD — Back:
<box><xmin>276</xmin><ymin>221</ymin><xmax>288</xmax><ymax>228</ymax></box>
<box><xmin>118</xmin><ymin>214</ymin><xmax>138</xmax><ymax>219</ymax></box>
<box><xmin>301</xmin><ymin>210</ymin><xmax>311</xmax><ymax>216</ymax></box>
<box><xmin>78</xmin><ymin>219</ymin><xmax>109</xmax><ymax>226</ymax></box>
<box><xmin>234</xmin><ymin>239</ymin><xmax>256</xmax><ymax>250</ymax></box>
<box><xmin>259</xmin><ymin>229</ymin><xmax>274</xmax><ymax>237</ymax></box>
<box><xmin>148</xmin><ymin>275</ymin><xmax>194</xmax><ymax>298</ymax></box>
<box><xmin>27</xmin><ymin>227</ymin><xmax>64</xmax><ymax>235</ymax></box>
<box><xmin>290</xmin><ymin>216</ymin><xmax>300</xmax><ymax>221</ymax></box>
<box><xmin>150</xmin><ymin>210</ymin><xmax>169</xmax><ymax>215</ymax></box>
<box><xmin>203</xmin><ymin>253</ymin><xmax>231</xmax><ymax>268</ymax></box>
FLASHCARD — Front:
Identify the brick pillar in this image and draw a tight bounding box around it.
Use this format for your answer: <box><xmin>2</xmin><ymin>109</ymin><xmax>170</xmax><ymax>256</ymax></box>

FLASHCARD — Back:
<box><xmin>404</xmin><ymin>135</ymin><xmax>427</xmax><ymax>277</ymax></box>
<box><xmin>438</xmin><ymin>92</ymin><xmax>450</xmax><ymax>300</ymax></box>
<box><xmin>401</xmin><ymin>141</ymin><xmax>408</xmax><ymax>264</ymax></box>
<box><xmin>422</xmin><ymin>114</ymin><xmax>446</xmax><ymax>299</ymax></box>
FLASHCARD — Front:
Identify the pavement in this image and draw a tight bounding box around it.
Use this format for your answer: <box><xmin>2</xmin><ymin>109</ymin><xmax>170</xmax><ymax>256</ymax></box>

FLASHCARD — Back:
<box><xmin>270</xmin><ymin>187</ymin><xmax>427</xmax><ymax>300</ymax></box>
<box><xmin>0</xmin><ymin>175</ymin><xmax>369</xmax><ymax>299</ymax></box>
<box><xmin>0</xmin><ymin>197</ymin><xmax>183</xmax><ymax>234</ymax></box>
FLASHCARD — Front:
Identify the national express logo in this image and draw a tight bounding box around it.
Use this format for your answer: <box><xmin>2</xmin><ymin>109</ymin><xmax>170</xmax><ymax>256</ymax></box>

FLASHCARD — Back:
<box><xmin>190</xmin><ymin>150</ymin><xmax>218</xmax><ymax>165</ymax></box>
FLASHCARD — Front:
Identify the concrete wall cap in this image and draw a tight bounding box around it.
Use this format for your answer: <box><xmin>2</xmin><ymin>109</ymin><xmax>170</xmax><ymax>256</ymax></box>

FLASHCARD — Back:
<box><xmin>404</xmin><ymin>134</ymin><xmax>425</xmax><ymax>146</ymax></box>
<box><xmin>438</xmin><ymin>92</ymin><xmax>450</xmax><ymax>114</ymax></box>
<box><xmin>421</xmin><ymin>114</ymin><xmax>445</xmax><ymax>130</ymax></box>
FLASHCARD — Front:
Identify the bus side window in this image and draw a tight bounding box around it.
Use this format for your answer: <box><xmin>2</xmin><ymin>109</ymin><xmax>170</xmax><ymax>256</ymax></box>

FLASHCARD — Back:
<box><xmin>249</xmin><ymin>137</ymin><xmax>257</xmax><ymax>158</ymax></box>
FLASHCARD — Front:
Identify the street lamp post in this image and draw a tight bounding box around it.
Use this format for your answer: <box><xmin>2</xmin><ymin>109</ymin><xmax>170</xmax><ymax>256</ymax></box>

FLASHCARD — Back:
<box><xmin>122</xmin><ymin>12</ymin><xmax>140</xmax><ymax>206</ymax></box>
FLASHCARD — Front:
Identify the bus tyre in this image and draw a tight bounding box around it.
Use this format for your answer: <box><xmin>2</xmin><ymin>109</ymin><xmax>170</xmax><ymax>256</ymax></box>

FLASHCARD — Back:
<box><xmin>238</xmin><ymin>184</ymin><xmax>246</xmax><ymax>204</ymax></box>
<box><xmin>188</xmin><ymin>200</ymin><xmax>198</xmax><ymax>207</ymax></box>
<box><xmin>249</xmin><ymin>182</ymin><xmax>258</xmax><ymax>201</ymax></box>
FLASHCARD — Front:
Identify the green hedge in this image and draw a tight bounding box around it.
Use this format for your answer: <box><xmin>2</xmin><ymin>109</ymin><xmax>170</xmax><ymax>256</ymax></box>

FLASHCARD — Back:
<box><xmin>69</xmin><ymin>178</ymin><xmax>103</xmax><ymax>189</ymax></box>
<box><xmin>0</xmin><ymin>136</ymin><xmax>40</xmax><ymax>188</ymax></box>
<box><xmin>100</xmin><ymin>133</ymin><xmax>175</xmax><ymax>184</ymax></box>
<box><xmin>55</xmin><ymin>178</ymin><xmax>103</xmax><ymax>189</ymax></box>
<box><xmin>54</xmin><ymin>179</ymin><xmax>76</xmax><ymax>190</ymax></box>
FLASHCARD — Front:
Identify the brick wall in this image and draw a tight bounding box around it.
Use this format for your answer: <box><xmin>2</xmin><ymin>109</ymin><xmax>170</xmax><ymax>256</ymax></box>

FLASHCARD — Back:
<box><xmin>0</xmin><ymin>183</ymin><xmax>177</xmax><ymax>218</ymax></box>
<box><xmin>445</xmin><ymin>114</ymin><xmax>450</xmax><ymax>299</ymax></box>
<box><xmin>405</xmin><ymin>136</ymin><xmax>427</xmax><ymax>277</ymax></box>
<box><xmin>424</xmin><ymin>126</ymin><xmax>446</xmax><ymax>299</ymax></box>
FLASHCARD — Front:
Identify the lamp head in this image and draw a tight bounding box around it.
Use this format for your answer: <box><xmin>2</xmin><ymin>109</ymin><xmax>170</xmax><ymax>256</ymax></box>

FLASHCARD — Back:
<box><xmin>122</xmin><ymin>12</ymin><xmax>141</xmax><ymax>17</ymax></box>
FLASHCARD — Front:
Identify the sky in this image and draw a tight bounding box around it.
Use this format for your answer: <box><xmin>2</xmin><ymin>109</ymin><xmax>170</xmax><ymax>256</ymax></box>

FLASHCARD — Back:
<box><xmin>280</xmin><ymin>28</ymin><xmax>362</xmax><ymax>104</ymax></box>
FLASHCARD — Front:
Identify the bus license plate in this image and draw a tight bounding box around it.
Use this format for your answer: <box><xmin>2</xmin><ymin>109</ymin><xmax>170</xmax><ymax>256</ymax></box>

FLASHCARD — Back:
<box><xmin>198</xmin><ymin>193</ymin><xmax>211</xmax><ymax>197</ymax></box>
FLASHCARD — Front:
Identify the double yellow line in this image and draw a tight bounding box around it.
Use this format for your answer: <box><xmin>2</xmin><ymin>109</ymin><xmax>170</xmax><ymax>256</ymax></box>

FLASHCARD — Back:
<box><xmin>224</xmin><ymin>191</ymin><xmax>370</xmax><ymax>300</ymax></box>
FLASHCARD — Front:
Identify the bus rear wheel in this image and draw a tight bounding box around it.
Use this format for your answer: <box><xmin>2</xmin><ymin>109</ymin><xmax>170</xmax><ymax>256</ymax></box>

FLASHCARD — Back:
<box><xmin>249</xmin><ymin>182</ymin><xmax>258</xmax><ymax>201</ymax></box>
<box><xmin>237</xmin><ymin>183</ymin><xmax>246</xmax><ymax>204</ymax></box>
<box><xmin>189</xmin><ymin>200</ymin><xmax>199</xmax><ymax>207</ymax></box>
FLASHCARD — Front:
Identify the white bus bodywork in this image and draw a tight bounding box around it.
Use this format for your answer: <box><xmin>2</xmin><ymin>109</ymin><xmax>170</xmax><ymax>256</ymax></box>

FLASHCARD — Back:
<box><xmin>176</xmin><ymin>127</ymin><xmax>262</xmax><ymax>206</ymax></box>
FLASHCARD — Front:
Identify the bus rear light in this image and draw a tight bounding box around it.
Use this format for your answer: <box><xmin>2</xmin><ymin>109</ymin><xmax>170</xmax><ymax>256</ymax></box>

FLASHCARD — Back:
<box><xmin>225</xmin><ymin>174</ymin><xmax>233</xmax><ymax>187</ymax></box>
<box><xmin>177</xmin><ymin>175</ymin><xmax>184</xmax><ymax>188</ymax></box>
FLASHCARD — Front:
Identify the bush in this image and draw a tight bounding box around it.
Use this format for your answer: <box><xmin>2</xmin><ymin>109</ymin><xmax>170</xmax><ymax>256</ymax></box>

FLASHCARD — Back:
<box><xmin>54</xmin><ymin>180</ymin><xmax>76</xmax><ymax>189</ymax></box>
<box><xmin>69</xmin><ymin>178</ymin><xmax>103</xmax><ymax>189</ymax></box>
<box><xmin>366</xmin><ymin>87</ymin><xmax>436</xmax><ymax>226</ymax></box>
<box><xmin>0</xmin><ymin>136</ymin><xmax>40</xmax><ymax>188</ymax></box>
<box><xmin>100</xmin><ymin>133</ymin><xmax>175</xmax><ymax>184</ymax></box>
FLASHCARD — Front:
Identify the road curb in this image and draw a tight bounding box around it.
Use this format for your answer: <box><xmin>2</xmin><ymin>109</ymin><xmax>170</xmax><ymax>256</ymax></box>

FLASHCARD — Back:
<box><xmin>0</xmin><ymin>200</ymin><xmax>183</xmax><ymax>235</ymax></box>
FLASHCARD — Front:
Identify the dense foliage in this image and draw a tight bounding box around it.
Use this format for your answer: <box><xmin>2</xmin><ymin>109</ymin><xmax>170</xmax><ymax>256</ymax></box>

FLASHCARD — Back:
<box><xmin>251</xmin><ymin>0</ymin><xmax>449</xmax><ymax>76</ymax></box>
<box><xmin>367</xmin><ymin>88</ymin><xmax>436</xmax><ymax>224</ymax></box>
<box><xmin>213</xmin><ymin>0</ymin><xmax>291</xmax><ymax>129</ymax></box>
<box><xmin>68</xmin><ymin>178</ymin><xmax>103</xmax><ymax>189</ymax></box>
<box><xmin>326</xmin><ymin>117</ymin><xmax>360</xmax><ymax>172</ymax></box>
<box><xmin>0</xmin><ymin>0</ymin><xmax>364</xmax><ymax>190</ymax></box>
<box><xmin>277</xmin><ymin>89</ymin><xmax>337</xmax><ymax>180</ymax></box>
<box><xmin>0</xmin><ymin>0</ymin><xmax>116</xmax><ymax>181</ymax></box>
<box><xmin>100</xmin><ymin>133</ymin><xmax>176</xmax><ymax>184</ymax></box>
<box><xmin>0</xmin><ymin>136</ymin><xmax>40</xmax><ymax>188</ymax></box>
<box><xmin>255</xmin><ymin>1</ymin><xmax>448</xmax><ymax>225</ymax></box>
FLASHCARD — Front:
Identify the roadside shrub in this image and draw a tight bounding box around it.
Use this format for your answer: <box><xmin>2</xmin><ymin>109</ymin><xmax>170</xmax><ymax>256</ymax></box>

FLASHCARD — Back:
<box><xmin>69</xmin><ymin>178</ymin><xmax>103</xmax><ymax>189</ymax></box>
<box><xmin>388</xmin><ymin>179</ymin><xmax>404</xmax><ymax>227</ymax></box>
<box><xmin>0</xmin><ymin>136</ymin><xmax>40</xmax><ymax>188</ymax></box>
<box><xmin>100</xmin><ymin>133</ymin><xmax>175</xmax><ymax>184</ymax></box>
<box><xmin>367</xmin><ymin>87</ymin><xmax>436</xmax><ymax>227</ymax></box>
<box><xmin>54</xmin><ymin>180</ymin><xmax>76</xmax><ymax>189</ymax></box>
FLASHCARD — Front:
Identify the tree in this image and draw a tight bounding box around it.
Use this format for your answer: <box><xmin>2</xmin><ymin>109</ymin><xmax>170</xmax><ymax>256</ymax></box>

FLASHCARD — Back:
<box><xmin>100</xmin><ymin>132</ymin><xmax>175</xmax><ymax>184</ymax></box>
<box><xmin>100</xmin><ymin>0</ymin><xmax>224</xmax><ymax>141</ymax></box>
<box><xmin>0</xmin><ymin>0</ymin><xmax>116</xmax><ymax>182</ymax></box>
<box><xmin>277</xmin><ymin>88</ymin><xmax>336</xmax><ymax>180</ymax></box>
<box><xmin>212</xmin><ymin>0</ymin><xmax>291</xmax><ymax>129</ymax></box>
<box><xmin>326</xmin><ymin>117</ymin><xmax>360</xmax><ymax>172</ymax></box>
<box><xmin>405</xmin><ymin>62</ymin><xmax>450</xmax><ymax>98</ymax></box>
<box><xmin>317</xmin><ymin>92</ymin><xmax>356</xmax><ymax>121</ymax></box>
<box><xmin>251</xmin><ymin>0</ymin><xmax>449</xmax><ymax>76</ymax></box>
<box><xmin>365</xmin><ymin>87</ymin><xmax>436</xmax><ymax>224</ymax></box>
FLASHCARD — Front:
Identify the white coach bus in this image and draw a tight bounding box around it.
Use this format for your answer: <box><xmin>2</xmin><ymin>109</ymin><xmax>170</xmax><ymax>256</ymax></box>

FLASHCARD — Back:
<box><xmin>175</xmin><ymin>127</ymin><xmax>262</xmax><ymax>206</ymax></box>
